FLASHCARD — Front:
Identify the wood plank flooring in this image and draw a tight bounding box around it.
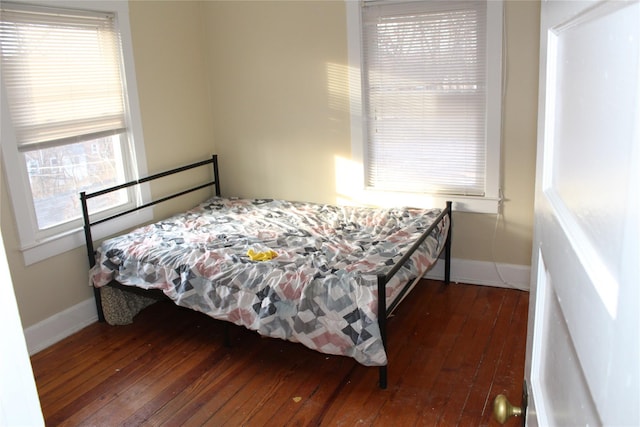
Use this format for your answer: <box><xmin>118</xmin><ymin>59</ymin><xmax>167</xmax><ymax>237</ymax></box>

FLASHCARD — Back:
<box><xmin>30</xmin><ymin>280</ymin><xmax>529</xmax><ymax>426</ymax></box>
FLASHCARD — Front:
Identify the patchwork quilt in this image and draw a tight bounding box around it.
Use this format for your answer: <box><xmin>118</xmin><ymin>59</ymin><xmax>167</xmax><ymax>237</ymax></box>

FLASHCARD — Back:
<box><xmin>90</xmin><ymin>197</ymin><xmax>449</xmax><ymax>366</ymax></box>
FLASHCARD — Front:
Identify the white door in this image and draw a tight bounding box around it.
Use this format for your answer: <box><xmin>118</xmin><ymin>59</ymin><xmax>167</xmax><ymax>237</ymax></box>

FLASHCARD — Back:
<box><xmin>525</xmin><ymin>0</ymin><xmax>639</xmax><ymax>426</ymax></box>
<box><xmin>0</xmin><ymin>156</ymin><xmax>44</xmax><ymax>424</ymax></box>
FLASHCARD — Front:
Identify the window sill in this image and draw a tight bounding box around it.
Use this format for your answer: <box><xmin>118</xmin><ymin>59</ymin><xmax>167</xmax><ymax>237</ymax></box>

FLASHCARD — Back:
<box><xmin>20</xmin><ymin>208</ymin><xmax>152</xmax><ymax>266</ymax></box>
<box><xmin>336</xmin><ymin>188</ymin><xmax>501</xmax><ymax>214</ymax></box>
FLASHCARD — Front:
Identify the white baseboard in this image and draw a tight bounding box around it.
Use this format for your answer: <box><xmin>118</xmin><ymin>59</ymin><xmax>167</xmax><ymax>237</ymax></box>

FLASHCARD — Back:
<box><xmin>425</xmin><ymin>257</ymin><xmax>530</xmax><ymax>291</ymax></box>
<box><xmin>24</xmin><ymin>258</ymin><xmax>529</xmax><ymax>355</ymax></box>
<box><xmin>24</xmin><ymin>297</ymin><xmax>97</xmax><ymax>355</ymax></box>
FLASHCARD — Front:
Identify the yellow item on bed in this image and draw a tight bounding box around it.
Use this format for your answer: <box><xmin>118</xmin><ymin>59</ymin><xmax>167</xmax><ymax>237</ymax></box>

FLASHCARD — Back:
<box><xmin>247</xmin><ymin>248</ymin><xmax>278</xmax><ymax>261</ymax></box>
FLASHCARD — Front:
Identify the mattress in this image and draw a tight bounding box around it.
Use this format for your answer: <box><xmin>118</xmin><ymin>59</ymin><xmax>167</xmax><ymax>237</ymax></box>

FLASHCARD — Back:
<box><xmin>90</xmin><ymin>197</ymin><xmax>449</xmax><ymax>366</ymax></box>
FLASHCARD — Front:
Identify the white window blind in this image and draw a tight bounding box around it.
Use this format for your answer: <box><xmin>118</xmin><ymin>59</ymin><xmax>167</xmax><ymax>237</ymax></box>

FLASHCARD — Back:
<box><xmin>362</xmin><ymin>0</ymin><xmax>488</xmax><ymax>196</ymax></box>
<box><xmin>0</xmin><ymin>4</ymin><xmax>126</xmax><ymax>152</ymax></box>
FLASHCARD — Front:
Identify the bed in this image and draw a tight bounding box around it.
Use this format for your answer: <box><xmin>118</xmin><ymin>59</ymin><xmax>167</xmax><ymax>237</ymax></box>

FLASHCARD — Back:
<box><xmin>82</xmin><ymin>155</ymin><xmax>452</xmax><ymax>389</ymax></box>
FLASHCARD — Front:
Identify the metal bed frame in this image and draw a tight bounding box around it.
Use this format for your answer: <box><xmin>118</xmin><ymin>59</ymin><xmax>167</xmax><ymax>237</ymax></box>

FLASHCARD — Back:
<box><xmin>80</xmin><ymin>154</ymin><xmax>452</xmax><ymax>389</ymax></box>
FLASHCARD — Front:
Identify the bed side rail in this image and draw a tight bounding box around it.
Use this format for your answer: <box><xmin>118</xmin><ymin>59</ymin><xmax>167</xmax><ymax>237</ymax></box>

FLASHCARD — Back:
<box><xmin>382</xmin><ymin>201</ymin><xmax>452</xmax><ymax>293</ymax></box>
<box><xmin>376</xmin><ymin>200</ymin><xmax>452</xmax><ymax>389</ymax></box>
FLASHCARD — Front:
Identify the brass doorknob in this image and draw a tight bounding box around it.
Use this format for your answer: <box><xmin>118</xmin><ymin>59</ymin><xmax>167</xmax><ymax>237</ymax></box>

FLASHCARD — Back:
<box><xmin>493</xmin><ymin>394</ymin><xmax>523</xmax><ymax>424</ymax></box>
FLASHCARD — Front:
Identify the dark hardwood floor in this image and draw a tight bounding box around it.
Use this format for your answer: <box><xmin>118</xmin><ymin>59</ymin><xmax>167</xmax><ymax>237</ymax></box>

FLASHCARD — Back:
<box><xmin>30</xmin><ymin>280</ymin><xmax>528</xmax><ymax>426</ymax></box>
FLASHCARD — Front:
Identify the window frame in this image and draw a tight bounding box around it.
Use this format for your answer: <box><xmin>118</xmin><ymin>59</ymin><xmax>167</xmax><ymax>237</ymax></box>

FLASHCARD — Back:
<box><xmin>345</xmin><ymin>0</ymin><xmax>504</xmax><ymax>213</ymax></box>
<box><xmin>0</xmin><ymin>0</ymin><xmax>150</xmax><ymax>265</ymax></box>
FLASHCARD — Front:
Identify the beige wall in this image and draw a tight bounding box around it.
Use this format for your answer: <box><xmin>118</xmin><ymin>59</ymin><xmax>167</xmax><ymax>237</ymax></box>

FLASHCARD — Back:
<box><xmin>3</xmin><ymin>0</ymin><xmax>540</xmax><ymax>329</ymax></box>
<box><xmin>127</xmin><ymin>1</ymin><xmax>215</xmax><ymax>220</ymax></box>
<box><xmin>2</xmin><ymin>1</ymin><xmax>215</xmax><ymax>328</ymax></box>
<box><xmin>204</xmin><ymin>0</ymin><xmax>540</xmax><ymax>265</ymax></box>
<box><xmin>204</xmin><ymin>1</ymin><xmax>352</xmax><ymax>204</ymax></box>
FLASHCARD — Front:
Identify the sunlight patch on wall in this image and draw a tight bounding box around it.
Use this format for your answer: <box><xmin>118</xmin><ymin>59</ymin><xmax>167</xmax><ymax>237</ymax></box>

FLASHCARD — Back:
<box><xmin>334</xmin><ymin>155</ymin><xmax>436</xmax><ymax>209</ymax></box>
<box><xmin>334</xmin><ymin>155</ymin><xmax>364</xmax><ymax>206</ymax></box>
<box><xmin>326</xmin><ymin>62</ymin><xmax>352</xmax><ymax>114</ymax></box>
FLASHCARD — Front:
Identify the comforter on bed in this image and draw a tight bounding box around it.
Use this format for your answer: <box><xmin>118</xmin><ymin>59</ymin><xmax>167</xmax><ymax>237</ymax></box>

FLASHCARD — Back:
<box><xmin>90</xmin><ymin>197</ymin><xmax>448</xmax><ymax>366</ymax></box>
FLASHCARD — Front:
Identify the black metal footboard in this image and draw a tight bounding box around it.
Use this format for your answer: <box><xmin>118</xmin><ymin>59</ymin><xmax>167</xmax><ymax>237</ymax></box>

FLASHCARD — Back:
<box><xmin>80</xmin><ymin>155</ymin><xmax>220</xmax><ymax>322</ymax></box>
<box><xmin>376</xmin><ymin>201</ymin><xmax>452</xmax><ymax>389</ymax></box>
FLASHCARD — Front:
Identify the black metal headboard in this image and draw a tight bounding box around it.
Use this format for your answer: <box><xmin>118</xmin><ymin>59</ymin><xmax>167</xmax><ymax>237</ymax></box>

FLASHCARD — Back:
<box><xmin>80</xmin><ymin>154</ymin><xmax>220</xmax><ymax>269</ymax></box>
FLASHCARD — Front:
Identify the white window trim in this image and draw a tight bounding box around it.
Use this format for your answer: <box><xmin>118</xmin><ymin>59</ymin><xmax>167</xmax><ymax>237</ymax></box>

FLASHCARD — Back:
<box><xmin>1</xmin><ymin>0</ymin><xmax>150</xmax><ymax>265</ymax></box>
<box><xmin>345</xmin><ymin>0</ymin><xmax>504</xmax><ymax>214</ymax></box>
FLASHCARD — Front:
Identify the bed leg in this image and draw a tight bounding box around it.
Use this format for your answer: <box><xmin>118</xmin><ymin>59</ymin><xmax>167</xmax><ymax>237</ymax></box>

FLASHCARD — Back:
<box><xmin>444</xmin><ymin>201</ymin><xmax>453</xmax><ymax>285</ymax></box>
<box><xmin>379</xmin><ymin>366</ymin><xmax>388</xmax><ymax>389</ymax></box>
<box><xmin>223</xmin><ymin>323</ymin><xmax>231</xmax><ymax>347</ymax></box>
<box><xmin>377</xmin><ymin>274</ymin><xmax>389</xmax><ymax>389</ymax></box>
<box><xmin>94</xmin><ymin>287</ymin><xmax>105</xmax><ymax>323</ymax></box>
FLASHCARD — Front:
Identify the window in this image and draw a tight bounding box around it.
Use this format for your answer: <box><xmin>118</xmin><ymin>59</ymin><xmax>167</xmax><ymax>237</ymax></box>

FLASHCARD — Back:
<box><xmin>347</xmin><ymin>0</ymin><xmax>503</xmax><ymax>213</ymax></box>
<box><xmin>0</xmin><ymin>1</ymin><xmax>149</xmax><ymax>265</ymax></box>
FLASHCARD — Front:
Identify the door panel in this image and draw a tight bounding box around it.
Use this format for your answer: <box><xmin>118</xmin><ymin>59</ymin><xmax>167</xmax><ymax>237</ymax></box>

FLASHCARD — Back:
<box><xmin>526</xmin><ymin>1</ymin><xmax>639</xmax><ymax>426</ymax></box>
<box><xmin>530</xmin><ymin>251</ymin><xmax>601</xmax><ymax>426</ymax></box>
<box><xmin>545</xmin><ymin>0</ymin><xmax>637</xmax><ymax>315</ymax></box>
